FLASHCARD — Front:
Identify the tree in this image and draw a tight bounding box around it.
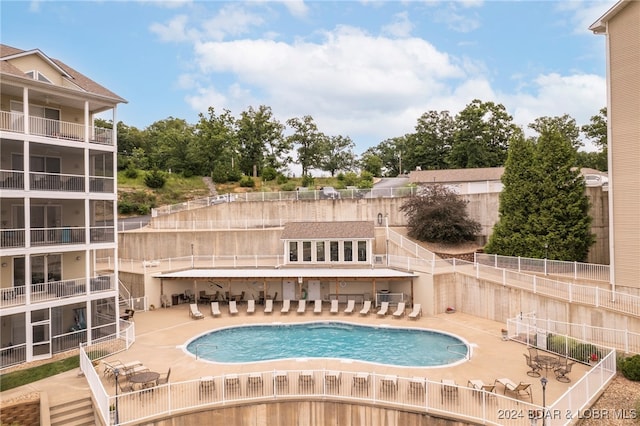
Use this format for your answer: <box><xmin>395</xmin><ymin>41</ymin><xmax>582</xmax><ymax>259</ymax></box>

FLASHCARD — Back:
<box><xmin>145</xmin><ymin>117</ymin><xmax>195</xmax><ymax>174</ymax></box>
<box><xmin>406</xmin><ymin>110</ymin><xmax>454</xmax><ymax>170</ymax></box>
<box><xmin>580</xmin><ymin>107</ymin><xmax>608</xmax><ymax>171</ymax></box>
<box><xmin>448</xmin><ymin>99</ymin><xmax>520</xmax><ymax>168</ymax></box>
<box><xmin>399</xmin><ymin>184</ymin><xmax>481</xmax><ymax>244</ymax></box>
<box><xmin>286</xmin><ymin>115</ymin><xmax>326</xmax><ymax>176</ymax></box>
<box><xmin>529</xmin><ymin>114</ymin><xmax>582</xmax><ymax>150</ymax></box>
<box><xmin>360</xmin><ymin>153</ymin><xmax>383</xmax><ymax>177</ymax></box>
<box><xmin>485</xmin><ymin>126</ymin><xmax>595</xmax><ymax>261</ymax></box>
<box><xmin>236</xmin><ymin>105</ymin><xmax>287</xmax><ymax>177</ymax></box>
<box><xmin>319</xmin><ymin>135</ymin><xmax>356</xmax><ymax>176</ymax></box>
<box><xmin>193</xmin><ymin>107</ymin><xmax>237</xmax><ymax>178</ymax></box>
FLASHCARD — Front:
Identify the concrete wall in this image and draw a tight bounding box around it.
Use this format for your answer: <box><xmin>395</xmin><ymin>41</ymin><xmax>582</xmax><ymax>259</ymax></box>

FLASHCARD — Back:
<box><xmin>145</xmin><ymin>187</ymin><xmax>609</xmax><ymax>264</ymax></box>
<box><xmin>149</xmin><ymin>400</ymin><xmax>466</xmax><ymax>426</ymax></box>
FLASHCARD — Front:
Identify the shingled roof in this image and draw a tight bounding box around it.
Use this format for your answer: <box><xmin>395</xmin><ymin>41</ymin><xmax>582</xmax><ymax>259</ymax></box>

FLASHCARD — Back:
<box><xmin>408</xmin><ymin>167</ymin><xmax>504</xmax><ymax>184</ymax></box>
<box><xmin>281</xmin><ymin>221</ymin><xmax>375</xmax><ymax>240</ymax></box>
<box><xmin>0</xmin><ymin>44</ymin><xmax>126</xmax><ymax>103</ymax></box>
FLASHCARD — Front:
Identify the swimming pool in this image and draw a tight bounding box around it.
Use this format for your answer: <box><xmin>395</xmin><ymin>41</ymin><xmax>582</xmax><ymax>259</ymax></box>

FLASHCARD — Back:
<box><xmin>185</xmin><ymin>321</ymin><xmax>470</xmax><ymax>367</ymax></box>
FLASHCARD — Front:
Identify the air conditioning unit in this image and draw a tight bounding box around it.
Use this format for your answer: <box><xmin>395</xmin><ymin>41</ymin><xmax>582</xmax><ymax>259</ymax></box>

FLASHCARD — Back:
<box><xmin>374</xmin><ymin>255</ymin><xmax>384</xmax><ymax>264</ymax></box>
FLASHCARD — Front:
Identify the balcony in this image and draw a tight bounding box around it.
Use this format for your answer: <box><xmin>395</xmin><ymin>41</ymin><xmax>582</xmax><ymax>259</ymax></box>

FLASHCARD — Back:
<box><xmin>0</xmin><ymin>228</ymin><xmax>25</xmax><ymax>248</ymax></box>
<box><xmin>1</xmin><ymin>170</ymin><xmax>114</xmax><ymax>194</ymax></box>
<box><xmin>31</xmin><ymin>226</ymin><xmax>85</xmax><ymax>246</ymax></box>
<box><xmin>0</xmin><ymin>274</ymin><xmax>115</xmax><ymax>308</ymax></box>
<box><xmin>0</xmin><ymin>111</ymin><xmax>113</xmax><ymax>145</ymax></box>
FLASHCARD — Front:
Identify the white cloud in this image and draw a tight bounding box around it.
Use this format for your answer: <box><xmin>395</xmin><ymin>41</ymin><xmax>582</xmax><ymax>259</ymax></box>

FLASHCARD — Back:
<box><xmin>278</xmin><ymin>0</ymin><xmax>309</xmax><ymax>18</ymax></box>
<box><xmin>554</xmin><ymin>0</ymin><xmax>617</xmax><ymax>34</ymax></box>
<box><xmin>149</xmin><ymin>15</ymin><xmax>194</xmax><ymax>42</ymax></box>
<box><xmin>382</xmin><ymin>12</ymin><xmax>414</xmax><ymax>38</ymax></box>
<box><xmin>433</xmin><ymin>4</ymin><xmax>481</xmax><ymax>33</ymax></box>
<box><xmin>200</xmin><ymin>4</ymin><xmax>265</xmax><ymax>41</ymax></box>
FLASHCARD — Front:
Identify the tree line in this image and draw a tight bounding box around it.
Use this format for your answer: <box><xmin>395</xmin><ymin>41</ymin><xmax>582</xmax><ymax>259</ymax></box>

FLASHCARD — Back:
<box><xmin>103</xmin><ymin>100</ymin><xmax>607</xmax><ymax>182</ymax></box>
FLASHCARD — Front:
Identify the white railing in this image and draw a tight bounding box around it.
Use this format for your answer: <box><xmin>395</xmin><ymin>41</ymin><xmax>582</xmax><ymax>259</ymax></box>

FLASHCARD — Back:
<box><xmin>387</xmin><ymin>228</ymin><xmax>437</xmax><ymax>263</ymax></box>
<box><xmin>89</xmin><ymin>176</ymin><xmax>115</xmax><ymax>192</ymax></box>
<box><xmin>0</xmin><ymin>110</ymin><xmax>114</xmax><ymax>145</ymax></box>
<box><xmin>93</xmin><ymin>368</ymin><xmax>541</xmax><ymax>426</ymax></box>
<box><xmin>149</xmin><ymin>219</ymin><xmax>288</xmax><ymax>230</ymax></box>
<box><xmin>29</xmin><ymin>171</ymin><xmax>85</xmax><ymax>192</ymax></box>
<box><xmin>0</xmin><ymin>169</ymin><xmax>25</xmax><ymax>189</ymax></box>
<box><xmin>0</xmin><ymin>228</ymin><xmax>26</xmax><ymax>248</ymax></box>
<box><xmin>510</xmin><ymin>313</ymin><xmax>640</xmax><ymax>355</ymax></box>
<box><xmin>90</xmin><ymin>226</ymin><xmax>115</xmax><ymax>243</ymax></box>
<box><xmin>30</xmin><ymin>226</ymin><xmax>85</xmax><ymax>246</ymax></box>
<box><xmin>151</xmin><ymin>187</ymin><xmax>419</xmax><ymax>217</ymax></box>
<box><xmin>475</xmin><ymin>253</ymin><xmax>610</xmax><ymax>283</ymax></box>
<box><xmin>0</xmin><ymin>343</ymin><xmax>27</xmax><ymax>370</ymax></box>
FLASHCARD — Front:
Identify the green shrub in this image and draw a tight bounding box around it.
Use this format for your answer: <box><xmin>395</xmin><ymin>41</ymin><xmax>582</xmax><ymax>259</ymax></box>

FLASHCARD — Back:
<box><xmin>227</xmin><ymin>168</ymin><xmax>242</xmax><ymax>182</ymax></box>
<box><xmin>357</xmin><ymin>179</ymin><xmax>373</xmax><ymax>189</ymax></box>
<box><xmin>301</xmin><ymin>174</ymin><xmax>315</xmax><ymax>188</ymax></box>
<box><xmin>280</xmin><ymin>182</ymin><xmax>296</xmax><ymax>192</ymax></box>
<box><xmin>276</xmin><ymin>174</ymin><xmax>288</xmax><ymax>185</ymax></box>
<box><xmin>261</xmin><ymin>167</ymin><xmax>277</xmax><ymax>182</ymax></box>
<box><xmin>182</xmin><ymin>169</ymin><xmax>193</xmax><ymax>178</ymax></box>
<box><xmin>620</xmin><ymin>355</ymin><xmax>640</xmax><ymax>381</ymax></box>
<box><xmin>343</xmin><ymin>172</ymin><xmax>359</xmax><ymax>186</ymax></box>
<box><xmin>124</xmin><ymin>166</ymin><xmax>138</xmax><ymax>179</ymax></box>
<box><xmin>144</xmin><ymin>170</ymin><xmax>166</xmax><ymax>189</ymax></box>
<box><xmin>211</xmin><ymin>167</ymin><xmax>228</xmax><ymax>183</ymax></box>
<box><xmin>360</xmin><ymin>171</ymin><xmax>374</xmax><ymax>182</ymax></box>
<box><xmin>337</xmin><ymin>172</ymin><xmax>345</xmax><ymax>181</ymax></box>
<box><xmin>239</xmin><ymin>176</ymin><xmax>255</xmax><ymax>188</ymax></box>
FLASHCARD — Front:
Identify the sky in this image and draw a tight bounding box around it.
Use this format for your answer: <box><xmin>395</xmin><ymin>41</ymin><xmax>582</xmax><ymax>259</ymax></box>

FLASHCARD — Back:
<box><xmin>1</xmin><ymin>0</ymin><xmax>617</xmax><ymax>154</ymax></box>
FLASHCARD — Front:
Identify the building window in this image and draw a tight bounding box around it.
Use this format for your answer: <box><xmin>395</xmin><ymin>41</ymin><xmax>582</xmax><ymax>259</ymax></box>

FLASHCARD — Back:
<box><xmin>358</xmin><ymin>241</ymin><xmax>367</xmax><ymax>262</ymax></box>
<box><xmin>289</xmin><ymin>241</ymin><xmax>298</xmax><ymax>262</ymax></box>
<box><xmin>330</xmin><ymin>241</ymin><xmax>339</xmax><ymax>262</ymax></box>
<box><xmin>302</xmin><ymin>241</ymin><xmax>311</xmax><ymax>262</ymax></box>
<box><xmin>344</xmin><ymin>241</ymin><xmax>353</xmax><ymax>262</ymax></box>
<box><xmin>316</xmin><ymin>241</ymin><xmax>325</xmax><ymax>262</ymax></box>
<box><xmin>25</xmin><ymin>70</ymin><xmax>52</xmax><ymax>84</ymax></box>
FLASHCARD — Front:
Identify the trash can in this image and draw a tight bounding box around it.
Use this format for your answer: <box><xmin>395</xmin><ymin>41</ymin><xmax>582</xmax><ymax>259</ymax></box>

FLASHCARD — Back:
<box><xmin>171</xmin><ymin>294</ymin><xmax>180</xmax><ymax>305</ymax></box>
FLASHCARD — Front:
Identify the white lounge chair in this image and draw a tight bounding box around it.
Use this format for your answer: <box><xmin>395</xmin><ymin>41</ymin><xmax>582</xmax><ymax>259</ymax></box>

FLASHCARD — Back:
<box><xmin>377</xmin><ymin>301</ymin><xmax>389</xmax><ymax>316</ymax></box>
<box><xmin>210</xmin><ymin>302</ymin><xmax>221</xmax><ymax>317</ymax></box>
<box><xmin>281</xmin><ymin>299</ymin><xmax>291</xmax><ymax>314</ymax></box>
<box><xmin>330</xmin><ymin>299</ymin><xmax>339</xmax><ymax>314</ymax></box>
<box><xmin>344</xmin><ymin>299</ymin><xmax>355</xmax><ymax>314</ymax></box>
<box><xmin>189</xmin><ymin>303</ymin><xmax>204</xmax><ymax>320</ymax></box>
<box><xmin>392</xmin><ymin>302</ymin><xmax>406</xmax><ymax>318</ymax></box>
<box><xmin>314</xmin><ymin>300</ymin><xmax>322</xmax><ymax>314</ymax></box>
<box><xmin>408</xmin><ymin>304</ymin><xmax>422</xmax><ymax>319</ymax></box>
<box><xmin>247</xmin><ymin>299</ymin><xmax>255</xmax><ymax>314</ymax></box>
<box><xmin>359</xmin><ymin>300</ymin><xmax>371</xmax><ymax>316</ymax></box>
<box><xmin>264</xmin><ymin>299</ymin><xmax>273</xmax><ymax>313</ymax></box>
<box><xmin>229</xmin><ymin>300</ymin><xmax>238</xmax><ymax>315</ymax></box>
<box><xmin>296</xmin><ymin>299</ymin><xmax>306</xmax><ymax>314</ymax></box>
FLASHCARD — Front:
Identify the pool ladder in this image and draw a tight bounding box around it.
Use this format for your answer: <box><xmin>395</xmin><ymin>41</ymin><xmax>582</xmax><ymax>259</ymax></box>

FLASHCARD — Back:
<box><xmin>194</xmin><ymin>344</ymin><xmax>218</xmax><ymax>360</ymax></box>
<box><xmin>446</xmin><ymin>343</ymin><xmax>469</xmax><ymax>362</ymax></box>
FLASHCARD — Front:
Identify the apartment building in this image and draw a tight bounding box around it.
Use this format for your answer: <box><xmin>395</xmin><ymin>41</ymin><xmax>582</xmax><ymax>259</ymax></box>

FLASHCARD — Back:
<box><xmin>0</xmin><ymin>44</ymin><xmax>126</xmax><ymax>367</ymax></box>
<box><xmin>590</xmin><ymin>0</ymin><xmax>640</xmax><ymax>294</ymax></box>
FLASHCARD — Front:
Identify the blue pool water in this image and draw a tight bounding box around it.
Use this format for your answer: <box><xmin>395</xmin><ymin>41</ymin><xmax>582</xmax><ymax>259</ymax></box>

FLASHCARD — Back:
<box><xmin>186</xmin><ymin>322</ymin><xmax>469</xmax><ymax>367</ymax></box>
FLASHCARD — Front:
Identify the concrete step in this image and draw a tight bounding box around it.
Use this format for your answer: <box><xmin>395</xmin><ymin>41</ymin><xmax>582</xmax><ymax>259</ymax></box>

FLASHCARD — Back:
<box><xmin>50</xmin><ymin>396</ymin><xmax>96</xmax><ymax>426</ymax></box>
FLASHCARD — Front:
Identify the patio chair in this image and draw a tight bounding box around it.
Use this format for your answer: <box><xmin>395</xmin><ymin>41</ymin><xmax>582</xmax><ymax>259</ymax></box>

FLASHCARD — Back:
<box><xmin>118</xmin><ymin>380</ymin><xmax>135</xmax><ymax>393</ymax></box>
<box><xmin>281</xmin><ymin>299</ymin><xmax>291</xmax><ymax>314</ymax></box>
<box><xmin>392</xmin><ymin>302</ymin><xmax>406</xmax><ymax>318</ymax></box>
<box><xmin>527</xmin><ymin>346</ymin><xmax>540</xmax><ymax>362</ymax></box>
<box><xmin>377</xmin><ymin>301</ymin><xmax>389</xmax><ymax>317</ymax></box>
<box><xmin>554</xmin><ymin>359</ymin><xmax>575</xmax><ymax>383</ymax></box>
<box><xmin>298</xmin><ymin>371</ymin><xmax>314</xmax><ymax>393</ymax></box>
<box><xmin>296</xmin><ymin>299</ymin><xmax>306</xmax><ymax>314</ymax></box>
<box><xmin>247</xmin><ymin>373</ymin><xmax>264</xmax><ymax>396</ymax></box>
<box><xmin>199</xmin><ymin>290</ymin><xmax>213</xmax><ymax>304</ymax></box>
<box><xmin>229</xmin><ymin>300</ymin><xmax>239</xmax><ymax>315</ymax></box>
<box><xmin>495</xmin><ymin>378</ymin><xmax>533</xmax><ymax>402</ymax></box>
<box><xmin>189</xmin><ymin>303</ymin><xmax>204</xmax><ymax>320</ymax></box>
<box><xmin>156</xmin><ymin>368</ymin><xmax>171</xmax><ymax>385</ymax></box>
<box><xmin>330</xmin><ymin>299</ymin><xmax>339</xmax><ymax>314</ymax></box>
<box><xmin>467</xmin><ymin>379</ymin><xmax>495</xmax><ymax>394</ymax></box>
<box><xmin>380</xmin><ymin>374</ymin><xmax>398</xmax><ymax>396</ymax></box>
<box><xmin>324</xmin><ymin>371</ymin><xmax>341</xmax><ymax>394</ymax></box>
<box><xmin>441</xmin><ymin>379</ymin><xmax>459</xmax><ymax>402</ymax></box>
<box><xmin>246</xmin><ymin>299</ymin><xmax>255</xmax><ymax>314</ymax></box>
<box><xmin>359</xmin><ymin>300</ymin><xmax>371</xmax><ymax>316</ymax></box>
<box><xmin>160</xmin><ymin>294</ymin><xmax>171</xmax><ymax>308</ymax></box>
<box><xmin>210</xmin><ymin>301</ymin><xmax>221</xmax><ymax>317</ymax></box>
<box><xmin>524</xmin><ymin>354</ymin><xmax>542</xmax><ymax>377</ymax></box>
<box><xmin>314</xmin><ymin>300</ymin><xmax>322</xmax><ymax>314</ymax></box>
<box><xmin>344</xmin><ymin>299</ymin><xmax>355</xmax><ymax>314</ymax></box>
<box><xmin>264</xmin><ymin>299</ymin><xmax>273</xmax><ymax>314</ymax></box>
<box><xmin>408</xmin><ymin>304</ymin><xmax>422</xmax><ymax>319</ymax></box>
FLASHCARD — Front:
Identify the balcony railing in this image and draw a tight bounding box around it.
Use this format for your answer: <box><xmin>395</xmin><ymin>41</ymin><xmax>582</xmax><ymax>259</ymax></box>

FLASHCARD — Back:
<box><xmin>0</xmin><ymin>228</ymin><xmax>25</xmax><ymax>248</ymax></box>
<box><xmin>91</xmin><ymin>226</ymin><xmax>115</xmax><ymax>243</ymax></box>
<box><xmin>31</xmin><ymin>226</ymin><xmax>85</xmax><ymax>246</ymax></box>
<box><xmin>89</xmin><ymin>176</ymin><xmax>115</xmax><ymax>193</ymax></box>
<box><xmin>0</xmin><ymin>111</ymin><xmax>113</xmax><ymax>145</ymax></box>
<box><xmin>1</xmin><ymin>275</ymin><xmax>115</xmax><ymax>308</ymax></box>
<box><xmin>0</xmin><ymin>170</ymin><xmax>25</xmax><ymax>189</ymax></box>
<box><xmin>30</xmin><ymin>171</ymin><xmax>85</xmax><ymax>192</ymax></box>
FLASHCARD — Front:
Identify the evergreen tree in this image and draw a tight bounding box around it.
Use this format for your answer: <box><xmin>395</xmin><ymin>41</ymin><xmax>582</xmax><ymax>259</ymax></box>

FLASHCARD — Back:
<box><xmin>486</xmin><ymin>127</ymin><xmax>594</xmax><ymax>261</ymax></box>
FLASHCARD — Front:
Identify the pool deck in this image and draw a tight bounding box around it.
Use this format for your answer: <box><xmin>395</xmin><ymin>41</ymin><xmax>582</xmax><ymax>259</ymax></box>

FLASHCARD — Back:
<box><xmin>1</xmin><ymin>303</ymin><xmax>590</xmax><ymax>409</ymax></box>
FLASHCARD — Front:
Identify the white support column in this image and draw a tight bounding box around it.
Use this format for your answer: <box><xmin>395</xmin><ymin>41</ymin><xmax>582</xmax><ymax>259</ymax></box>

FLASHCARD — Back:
<box><xmin>84</xmin><ymin>100</ymin><xmax>90</xmax><ymax>142</ymax></box>
<box><xmin>23</xmin><ymin>87</ymin><xmax>29</xmax><ymax>134</ymax></box>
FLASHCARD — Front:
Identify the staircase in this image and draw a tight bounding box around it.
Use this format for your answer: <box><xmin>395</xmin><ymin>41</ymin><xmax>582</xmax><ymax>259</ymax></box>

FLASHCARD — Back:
<box><xmin>49</xmin><ymin>397</ymin><xmax>96</xmax><ymax>426</ymax></box>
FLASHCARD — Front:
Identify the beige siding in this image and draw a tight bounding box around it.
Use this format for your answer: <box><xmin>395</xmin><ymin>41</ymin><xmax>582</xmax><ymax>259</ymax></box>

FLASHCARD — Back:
<box><xmin>609</xmin><ymin>1</ymin><xmax>640</xmax><ymax>289</ymax></box>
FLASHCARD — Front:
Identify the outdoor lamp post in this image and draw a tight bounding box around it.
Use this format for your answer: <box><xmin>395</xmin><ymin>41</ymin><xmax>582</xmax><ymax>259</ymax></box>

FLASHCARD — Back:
<box><xmin>114</xmin><ymin>368</ymin><xmax>120</xmax><ymax>425</ymax></box>
<box><xmin>540</xmin><ymin>376</ymin><xmax>548</xmax><ymax>425</ymax></box>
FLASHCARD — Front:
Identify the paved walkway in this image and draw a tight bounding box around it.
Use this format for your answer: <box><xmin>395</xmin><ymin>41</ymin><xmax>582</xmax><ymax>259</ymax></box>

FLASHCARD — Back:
<box><xmin>2</xmin><ymin>305</ymin><xmax>590</xmax><ymax>410</ymax></box>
